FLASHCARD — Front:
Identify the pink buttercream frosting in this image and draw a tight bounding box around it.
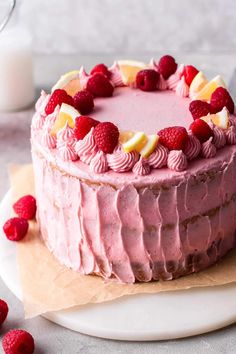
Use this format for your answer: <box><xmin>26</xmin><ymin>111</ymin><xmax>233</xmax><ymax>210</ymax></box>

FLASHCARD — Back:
<box><xmin>226</xmin><ymin>125</ymin><xmax>236</xmax><ymax>145</ymax></box>
<box><xmin>90</xmin><ymin>151</ymin><xmax>109</xmax><ymax>173</ymax></box>
<box><xmin>32</xmin><ymin>90</ymin><xmax>50</xmax><ymax>130</ymax></box>
<box><xmin>166</xmin><ymin>64</ymin><xmax>184</xmax><ymax>90</ymax></box>
<box><xmin>175</xmin><ymin>77</ymin><xmax>189</xmax><ymax>97</ymax></box>
<box><xmin>184</xmin><ymin>132</ymin><xmax>201</xmax><ymax>160</ymax></box>
<box><xmin>57</xmin><ymin>122</ymin><xmax>75</xmax><ymax>144</ymax></box>
<box><xmin>132</xmin><ymin>157</ymin><xmax>151</xmax><ymax>176</ymax></box>
<box><xmin>75</xmin><ymin>128</ymin><xmax>98</xmax><ymax>164</ymax></box>
<box><xmin>79</xmin><ymin>66</ymin><xmax>89</xmax><ymax>89</ymax></box>
<box><xmin>44</xmin><ymin>105</ymin><xmax>60</xmax><ymax>128</ymax></box>
<box><xmin>107</xmin><ymin>147</ymin><xmax>139</xmax><ymax>172</ymax></box>
<box><xmin>109</xmin><ymin>62</ymin><xmax>124</xmax><ymax>87</ymax></box>
<box><xmin>201</xmin><ymin>137</ymin><xmax>217</xmax><ymax>158</ymax></box>
<box><xmin>58</xmin><ymin>141</ymin><xmax>78</xmax><ymax>161</ymax></box>
<box><xmin>147</xmin><ymin>144</ymin><xmax>168</xmax><ymax>168</ymax></box>
<box><xmin>212</xmin><ymin>125</ymin><xmax>226</xmax><ymax>149</ymax></box>
<box><xmin>157</xmin><ymin>75</ymin><xmax>167</xmax><ymax>90</ymax></box>
<box><xmin>41</xmin><ymin>121</ymin><xmax>56</xmax><ymax>149</ymax></box>
<box><xmin>167</xmin><ymin>150</ymin><xmax>188</xmax><ymax>171</ymax></box>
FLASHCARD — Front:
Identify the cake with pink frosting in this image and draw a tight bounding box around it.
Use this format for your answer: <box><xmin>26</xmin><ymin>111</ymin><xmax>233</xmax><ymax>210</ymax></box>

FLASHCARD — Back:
<box><xmin>31</xmin><ymin>56</ymin><xmax>236</xmax><ymax>283</ymax></box>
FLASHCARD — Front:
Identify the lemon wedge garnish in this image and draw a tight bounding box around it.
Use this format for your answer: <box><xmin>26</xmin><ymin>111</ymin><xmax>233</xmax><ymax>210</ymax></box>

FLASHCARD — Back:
<box><xmin>119</xmin><ymin>131</ymin><xmax>135</xmax><ymax>144</ymax></box>
<box><xmin>51</xmin><ymin>103</ymin><xmax>79</xmax><ymax>136</ymax></box>
<box><xmin>201</xmin><ymin>107</ymin><xmax>229</xmax><ymax>130</ymax></box>
<box><xmin>122</xmin><ymin>132</ymin><xmax>148</xmax><ymax>153</ymax></box>
<box><xmin>140</xmin><ymin>135</ymin><xmax>159</xmax><ymax>158</ymax></box>
<box><xmin>195</xmin><ymin>75</ymin><xmax>226</xmax><ymax>101</ymax></box>
<box><xmin>52</xmin><ymin>70</ymin><xmax>81</xmax><ymax>97</ymax></box>
<box><xmin>117</xmin><ymin>60</ymin><xmax>147</xmax><ymax>85</ymax></box>
<box><xmin>189</xmin><ymin>71</ymin><xmax>208</xmax><ymax>98</ymax></box>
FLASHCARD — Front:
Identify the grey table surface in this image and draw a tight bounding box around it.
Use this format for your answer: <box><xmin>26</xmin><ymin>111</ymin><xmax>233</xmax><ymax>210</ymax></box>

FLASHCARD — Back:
<box><xmin>1</xmin><ymin>54</ymin><xmax>236</xmax><ymax>354</ymax></box>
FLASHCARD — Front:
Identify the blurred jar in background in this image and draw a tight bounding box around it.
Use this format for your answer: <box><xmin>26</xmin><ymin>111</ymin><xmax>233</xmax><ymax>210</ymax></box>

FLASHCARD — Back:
<box><xmin>0</xmin><ymin>0</ymin><xmax>34</xmax><ymax>111</ymax></box>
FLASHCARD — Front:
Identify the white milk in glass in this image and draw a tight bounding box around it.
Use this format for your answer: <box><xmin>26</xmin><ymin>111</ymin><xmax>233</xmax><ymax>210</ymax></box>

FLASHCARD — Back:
<box><xmin>0</xmin><ymin>27</ymin><xmax>34</xmax><ymax>111</ymax></box>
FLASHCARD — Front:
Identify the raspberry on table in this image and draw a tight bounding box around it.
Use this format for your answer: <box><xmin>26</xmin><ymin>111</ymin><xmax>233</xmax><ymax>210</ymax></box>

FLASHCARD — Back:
<box><xmin>182</xmin><ymin>65</ymin><xmax>199</xmax><ymax>86</ymax></box>
<box><xmin>90</xmin><ymin>63</ymin><xmax>111</xmax><ymax>79</ymax></box>
<box><xmin>74</xmin><ymin>116</ymin><xmax>99</xmax><ymax>140</ymax></box>
<box><xmin>13</xmin><ymin>195</ymin><xmax>36</xmax><ymax>220</ymax></box>
<box><xmin>0</xmin><ymin>299</ymin><xmax>8</xmax><ymax>325</ymax></box>
<box><xmin>189</xmin><ymin>118</ymin><xmax>213</xmax><ymax>142</ymax></box>
<box><xmin>2</xmin><ymin>329</ymin><xmax>35</xmax><ymax>354</ymax></box>
<box><xmin>157</xmin><ymin>55</ymin><xmax>178</xmax><ymax>79</ymax></box>
<box><xmin>73</xmin><ymin>90</ymin><xmax>94</xmax><ymax>115</ymax></box>
<box><xmin>210</xmin><ymin>87</ymin><xmax>234</xmax><ymax>114</ymax></box>
<box><xmin>93</xmin><ymin>122</ymin><xmax>119</xmax><ymax>153</ymax></box>
<box><xmin>45</xmin><ymin>89</ymin><xmax>74</xmax><ymax>115</ymax></box>
<box><xmin>189</xmin><ymin>100</ymin><xmax>212</xmax><ymax>120</ymax></box>
<box><xmin>136</xmin><ymin>69</ymin><xmax>159</xmax><ymax>91</ymax></box>
<box><xmin>158</xmin><ymin>126</ymin><xmax>188</xmax><ymax>150</ymax></box>
<box><xmin>3</xmin><ymin>217</ymin><xmax>29</xmax><ymax>241</ymax></box>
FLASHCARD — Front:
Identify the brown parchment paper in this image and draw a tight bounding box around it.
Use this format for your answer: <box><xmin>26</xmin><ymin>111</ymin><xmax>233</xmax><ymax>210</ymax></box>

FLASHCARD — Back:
<box><xmin>8</xmin><ymin>164</ymin><xmax>236</xmax><ymax>319</ymax></box>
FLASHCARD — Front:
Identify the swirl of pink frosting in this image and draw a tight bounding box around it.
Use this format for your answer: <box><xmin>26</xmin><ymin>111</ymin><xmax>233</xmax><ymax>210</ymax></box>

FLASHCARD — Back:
<box><xmin>41</xmin><ymin>123</ymin><xmax>57</xmax><ymax>149</ymax></box>
<box><xmin>32</xmin><ymin>91</ymin><xmax>50</xmax><ymax>130</ymax></box>
<box><xmin>58</xmin><ymin>141</ymin><xmax>78</xmax><ymax>161</ymax></box>
<box><xmin>44</xmin><ymin>105</ymin><xmax>60</xmax><ymax>128</ymax></box>
<box><xmin>107</xmin><ymin>148</ymin><xmax>139</xmax><ymax>172</ymax></box>
<box><xmin>201</xmin><ymin>137</ymin><xmax>217</xmax><ymax>158</ymax></box>
<box><xmin>109</xmin><ymin>62</ymin><xmax>124</xmax><ymax>87</ymax></box>
<box><xmin>132</xmin><ymin>157</ymin><xmax>151</xmax><ymax>176</ymax></box>
<box><xmin>75</xmin><ymin>128</ymin><xmax>98</xmax><ymax>164</ymax></box>
<box><xmin>166</xmin><ymin>64</ymin><xmax>185</xmax><ymax>91</ymax></box>
<box><xmin>225</xmin><ymin>125</ymin><xmax>236</xmax><ymax>145</ymax></box>
<box><xmin>167</xmin><ymin>150</ymin><xmax>188</xmax><ymax>171</ymax></box>
<box><xmin>175</xmin><ymin>77</ymin><xmax>189</xmax><ymax>97</ymax></box>
<box><xmin>212</xmin><ymin>125</ymin><xmax>226</xmax><ymax>148</ymax></box>
<box><xmin>79</xmin><ymin>66</ymin><xmax>89</xmax><ymax>89</ymax></box>
<box><xmin>157</xmin><ymin>75</ymin><xmax>167</xmax><ymax>90</ymax></box>
<box><xmin>57</xmin><ymin>121</ymin><xmax>75</xmax><ymax>145</ymax></box>
<box><xmin>229</xmin><ymin>116</ymin><xmax>236</xmax><ymax>127</ymax></box>
<box><xmin>147</xmin><ymin>144</ymin><xmax>168</xmax><ymax>168</ymax></box>
<box><xmin>183</xmin><ymin>132</ymin><xmax>201</xmax><ymax>160</ymax></box>
<box><xmin>90</xmin><ymin>151</ymin><xmax>109</xmax><ymax>173</ymax></box>
<box><xmin>149</xmin><ymin>58</ymin><xmax>158</xmax><ymax>70</ymax></box>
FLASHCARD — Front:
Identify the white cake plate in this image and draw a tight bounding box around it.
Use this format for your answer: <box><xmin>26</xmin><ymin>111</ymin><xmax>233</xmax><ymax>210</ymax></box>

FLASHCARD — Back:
<box><xmin>0</xmin><ymin>189</ymin><xmax>236</xmax><ymax>341</ymax></box>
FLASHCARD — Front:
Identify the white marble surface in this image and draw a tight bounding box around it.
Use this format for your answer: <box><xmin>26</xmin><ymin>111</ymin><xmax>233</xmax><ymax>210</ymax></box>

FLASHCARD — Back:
<box><xmin>0</xmin><ymin>54</ymin><xmax>236</xmax><ymax>353</ymax></box>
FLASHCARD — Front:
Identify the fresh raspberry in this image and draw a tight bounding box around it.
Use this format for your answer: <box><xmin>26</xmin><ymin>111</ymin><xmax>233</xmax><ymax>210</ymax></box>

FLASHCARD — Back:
<box><xmin>2</xmin><ymin>329</ymin><xmax>35</xmax><ymax>354</ymax></box>
<box><xmin>157</xmin><ymin>55</ymin><xmax>178</xmax><ymax>79</ymax></box>
<box><xmin>87</xmin><ymin>73</ymin><xmax>114</xmax><ymax>97</ymax></box>
<box><xmin>158</xmin><ymin>126</ymin><xmax>188</xmax><ymax>150</ymax></box>
<box><xmin>210</xmin><ymin>87</ymin><xmax>234</xmax><ymax>114</ymax></box>
<box><xmin>45</xmin><ymin>89</ymin><xmax>74</xmax><ymax>115</ymax></box>
<box><xmin>3</xmin><ymin>218</ymin><xmax>29</xmax><ymax>242</ymax></box>
<box><xmin>0</xmin><ymin>299</ymin><xmax>8</xmax><ymax>325</ymax></box>
<box><xmin>182</xmin><ymin>65</ymin><xmax>199</xmax><ymax>86</ymax></box>
<box><xmin>90</xmin><ymin>63</ymin><xmax>111</xmax><ymax>79</ymax></box>
<box><xmin>136</xmin><ymin>69</ymin><xmax>159</xmax><ymax>91</ymax></box>
<box><xmin>189</xmin><ymin>100</ymin><xmax>212</xmax><ymax>120</ymax></box>
<box><xmin>13</xmin><ymin>195</ymin><xmax>36</xmax><ymax>220</ymax></box>
<box><xmin>189</xmin><ymin>119</ymin><xmax>213</xmax><ymax>142</ymax></box>
<box><xmin>74</xmin><ymin>116</ymin><xmax>99</xmax><ymax>140</ymax></box>
<box><xmin>73</xmin><ymin>90</ymin><xmax>94</xmax><ymax>115</ymax></box>
<box><xmin>93</xmin><ymin>122</ymin><xmax>119</xmax><ymax>153</ymax></box>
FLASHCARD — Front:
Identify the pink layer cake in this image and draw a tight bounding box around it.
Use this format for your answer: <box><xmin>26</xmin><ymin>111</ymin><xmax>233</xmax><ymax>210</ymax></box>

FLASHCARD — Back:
<box><xmin>31</xmin><ymin>57</ymin><xmax>236</xmax><ymax>283</ymax></box>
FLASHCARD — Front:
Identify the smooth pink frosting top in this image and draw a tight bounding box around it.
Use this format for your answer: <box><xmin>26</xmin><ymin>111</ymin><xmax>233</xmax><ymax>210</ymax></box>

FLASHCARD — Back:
<box><xmin>92</xmin><ymin>87</ymin><xmax>193</xmax><ymax>133</ymax></box>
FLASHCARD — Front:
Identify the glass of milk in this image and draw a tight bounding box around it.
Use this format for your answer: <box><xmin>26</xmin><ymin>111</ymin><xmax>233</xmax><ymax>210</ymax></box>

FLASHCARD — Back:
<box><xmin>0</xmin><ymin>1</ymin><xmax>35</xmax><ymax>111</ymax></box>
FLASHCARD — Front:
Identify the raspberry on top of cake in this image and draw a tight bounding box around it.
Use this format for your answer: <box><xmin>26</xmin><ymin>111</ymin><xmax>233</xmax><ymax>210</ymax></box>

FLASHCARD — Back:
<box><xmin>32</xmin><ymin>55</ymin><xmax>236</xmax><ymax>175</ymax></box>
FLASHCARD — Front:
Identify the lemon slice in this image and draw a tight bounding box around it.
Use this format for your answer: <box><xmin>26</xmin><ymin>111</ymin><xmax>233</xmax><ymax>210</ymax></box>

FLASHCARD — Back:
<box><xmin>117</xmin><ymin>60</ymin><xmax>147</xmax><ymax>85</ymax></box>
<box><xmin>119</xmin><ymin>131</ymin><xmax>135</xmax><ymax>144</ymax></box>
<box><xmin>52</xmin><ymin>70</ymin><xmax>81</xmax><ymax>97</ymax></box>
<box><xmin>123</xmin><ymin>132</ymin><xmax>148</xmax><ymax>153</ymax></box>
<box><xmin>201</xmin><ymin>107</ymin><xmax>229</xmax><ymax>129</ymax></box>
<box><xmin>140</xmin><ymin>135</ymin><xmax>159</xmax><ymax>158</ymax></box>
<box><xmin>189</xmin><ymin>71</ymin><xmax>208</xmax><ymax>98</ymax></box>
<box><xmin>195</xmin><ymin>75</ymin><xmax>226</xmax><ymax>101</ymax></box>
<box><xmin>51</xmin><ymin>103</ymin><xmax>79</xmax><ymax>136</ymax></box>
